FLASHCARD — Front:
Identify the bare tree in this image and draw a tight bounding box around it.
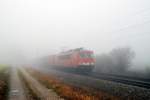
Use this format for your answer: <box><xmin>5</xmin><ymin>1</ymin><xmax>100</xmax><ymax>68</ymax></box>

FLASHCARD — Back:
<box><xmin>110</xmin><ymin>47</ymin><xmax>135</xmax><ymax>73</ymax></box>
<box><xmin>95</xmin><ymin>47</ymin><xmax>135</xmax><ymax>74</ymax></box>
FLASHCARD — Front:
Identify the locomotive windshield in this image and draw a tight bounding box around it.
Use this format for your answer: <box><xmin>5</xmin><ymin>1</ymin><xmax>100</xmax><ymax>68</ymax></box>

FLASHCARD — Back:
<box><xmin>80</xmin><ymin>52</ymin><xmax>94</xmax><ymax>58</ymax></box>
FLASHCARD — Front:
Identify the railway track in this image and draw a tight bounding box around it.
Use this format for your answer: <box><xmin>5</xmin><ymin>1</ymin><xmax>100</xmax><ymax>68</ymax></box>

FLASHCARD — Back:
<box><xmin>77</xmin><ymin>71</ymin><xmax>150</xmax><ymax>89</ymax></box>
<box><xmin>38</xmin><ymin>67</ymin><xmax>150</xmax><ymax>89</ymax></box>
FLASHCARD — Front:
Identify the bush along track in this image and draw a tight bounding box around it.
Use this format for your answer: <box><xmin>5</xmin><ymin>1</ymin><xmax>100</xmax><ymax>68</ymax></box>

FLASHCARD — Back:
<box><xmin>0</xmin><ymin>66</ymin><xmax>10</xmax><ymax>100</ymax></box>
<box><xmin>26</xmin><ymin>68</ymin><xmax>120</xmax><ymax>100</ymax></box>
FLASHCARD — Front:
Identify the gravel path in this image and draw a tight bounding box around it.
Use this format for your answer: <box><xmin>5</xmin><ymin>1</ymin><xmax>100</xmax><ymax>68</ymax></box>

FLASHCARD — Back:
<box><xmin>9</xmin><ymin>67</ymin><xmax>27</xmax><ymax>100</ymax></box>
<box><xmin>20</xmin><ymin>68</ymin><xmax>63</xmax><ymax>100</ymax></box>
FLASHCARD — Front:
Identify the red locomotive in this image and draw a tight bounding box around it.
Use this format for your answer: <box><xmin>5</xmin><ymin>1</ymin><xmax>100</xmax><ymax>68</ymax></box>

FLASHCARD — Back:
<box><xmin>49</xmin><ymin>48</ymin><xmax>95</xmax><ymax>72</ymax></box>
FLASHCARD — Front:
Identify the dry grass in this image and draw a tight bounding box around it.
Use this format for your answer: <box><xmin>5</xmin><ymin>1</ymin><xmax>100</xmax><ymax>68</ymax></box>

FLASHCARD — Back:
<box><xmin>26</xmin><ymin>68</ymin><xmax>121</xmax><ymax>100</ymax></box>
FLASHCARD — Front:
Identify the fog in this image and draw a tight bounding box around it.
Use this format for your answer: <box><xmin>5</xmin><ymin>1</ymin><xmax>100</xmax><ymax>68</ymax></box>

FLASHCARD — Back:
<box><xmin>0</xmin><ymin>0</ymin><xmax>150</xmax><ymax>69</ymax></box>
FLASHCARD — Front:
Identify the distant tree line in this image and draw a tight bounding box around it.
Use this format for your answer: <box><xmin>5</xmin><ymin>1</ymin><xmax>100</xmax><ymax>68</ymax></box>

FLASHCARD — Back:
<box><xmin>145</xmin><ymin>66</ymin><xmax>150</xmax><ymax>77</ymax></box>
<box><xmin>95</xmin><ymin>47</ymin><xmax>135</xmax><ymax>74</ymax></box>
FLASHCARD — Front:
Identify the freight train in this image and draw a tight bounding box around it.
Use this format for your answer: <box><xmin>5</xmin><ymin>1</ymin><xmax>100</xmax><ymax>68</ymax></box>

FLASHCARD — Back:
<box><xmin>49</xmin><ymin>48</ymin><xmax>95</xmax><ymax>72</ymax></box>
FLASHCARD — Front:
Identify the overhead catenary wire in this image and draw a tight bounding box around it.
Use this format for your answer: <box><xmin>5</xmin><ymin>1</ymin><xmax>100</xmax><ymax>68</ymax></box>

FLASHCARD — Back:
<box><xmin>104</xmin><ymin>6</ymin><xmax>150</xmax><ymax>34</ymax></box>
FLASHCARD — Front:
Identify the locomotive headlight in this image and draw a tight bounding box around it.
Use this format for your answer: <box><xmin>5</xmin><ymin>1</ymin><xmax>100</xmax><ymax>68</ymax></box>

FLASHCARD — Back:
<box><xmin>91</xmin><ymin>62</ymin><xmax>94</xmax><ymax>65</ymax></box>
<box><xmin>79</xmin><ymin>62</ymin><xmax>85</xmax><ymax>65</ymax></box>
<box><xmin>79</xmin><ymin>62</ymin><xmax>93</xmax><ymax>66</ymax></box>
<box><xmin>79</xmin><ymin>62</ymin><xmax>90</xmax><ymax>65</ymax></box>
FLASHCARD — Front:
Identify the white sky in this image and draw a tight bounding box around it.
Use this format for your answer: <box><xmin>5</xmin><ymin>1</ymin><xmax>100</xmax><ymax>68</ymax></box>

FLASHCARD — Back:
<box><xmin>0</xmin><ymin>0</ymin><xmax>150</xmax><ymax>67</ymax></box>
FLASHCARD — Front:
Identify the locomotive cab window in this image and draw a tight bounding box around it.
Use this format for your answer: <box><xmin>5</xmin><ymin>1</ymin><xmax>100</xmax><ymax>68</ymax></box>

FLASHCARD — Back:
<box><xmin>80</xmin><ymin>53</ymin><xmax>94</xmax><ymax>58</ymax></box>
